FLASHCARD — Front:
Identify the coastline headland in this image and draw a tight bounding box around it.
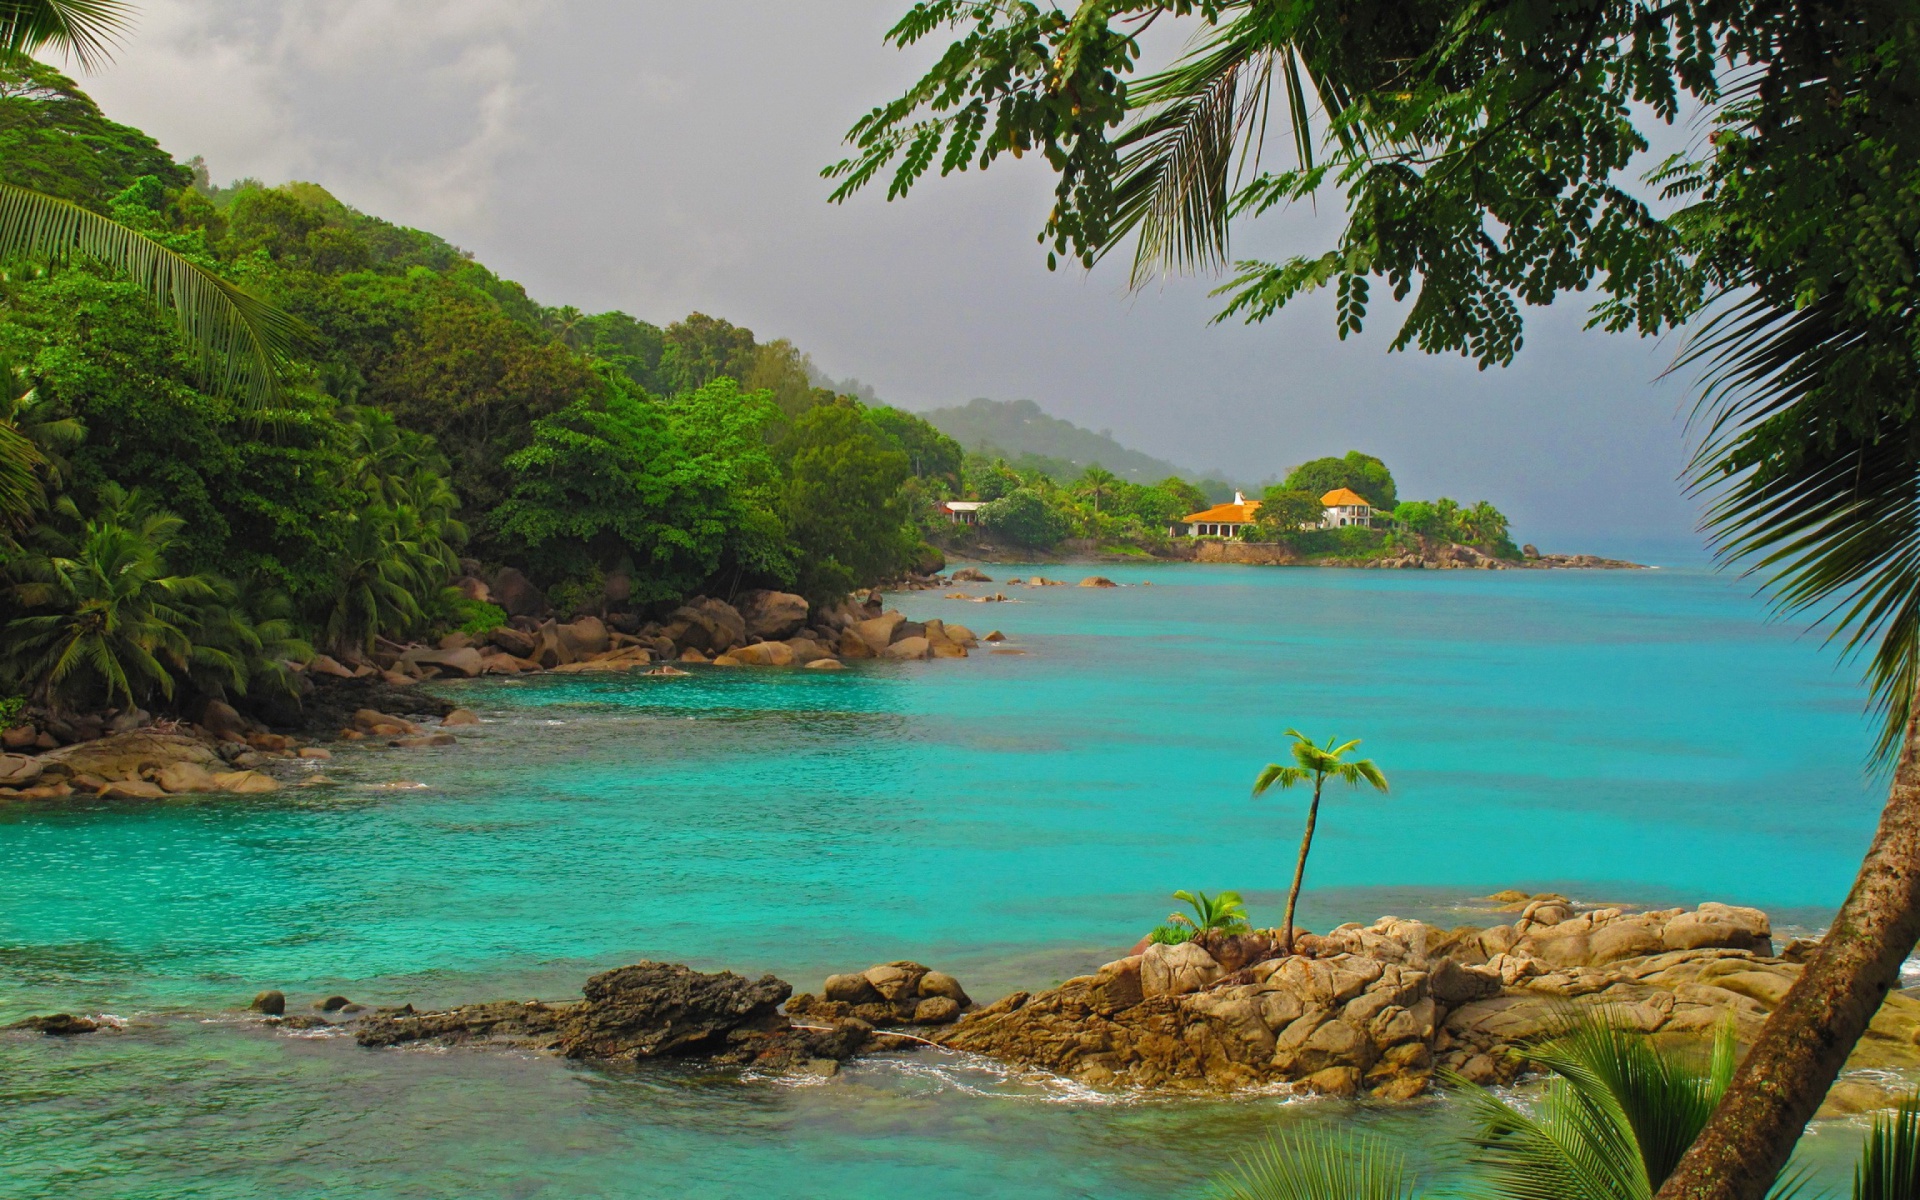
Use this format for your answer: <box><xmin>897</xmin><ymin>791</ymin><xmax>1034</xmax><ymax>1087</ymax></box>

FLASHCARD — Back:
<box><xmin>15</xmin><ymin>896</ymin><xmax>1902</xmax><ymax>1120</ymax></box>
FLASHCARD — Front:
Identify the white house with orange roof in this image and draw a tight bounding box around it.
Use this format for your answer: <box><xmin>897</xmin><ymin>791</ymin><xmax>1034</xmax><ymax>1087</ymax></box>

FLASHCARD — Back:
<box><xmin>1169</xmin><ymin>492</ymin><xmax>1263</xmax><ymax>538</ymax></box>
<box><xmin>1319</xmin><ymin>488</ymin><xmax>1375</xmax><ymax>528</ymax></box>
<box><xmin>1171</xmin><ymin>487</ymin><xmax>1382</xmax><ymax>538</ymax></box>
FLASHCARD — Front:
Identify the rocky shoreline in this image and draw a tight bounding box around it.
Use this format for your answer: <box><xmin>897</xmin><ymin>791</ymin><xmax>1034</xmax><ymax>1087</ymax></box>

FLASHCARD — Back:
<box><xmin>14</xmin><ymin>896</ymin><xmax>1902</xmax><ymax>1117</ymax></box>
<box><xmin>0</xmin><ymin>587</ymin><xmax>997</xmax><ymax>801</ymax></box>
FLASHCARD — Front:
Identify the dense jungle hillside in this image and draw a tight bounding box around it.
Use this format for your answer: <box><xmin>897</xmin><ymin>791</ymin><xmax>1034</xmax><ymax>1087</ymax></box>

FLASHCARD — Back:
<box><xmin>0</xmin><ymin>59</ymin><xmax>964</xmax><ymax>717</ymax></box>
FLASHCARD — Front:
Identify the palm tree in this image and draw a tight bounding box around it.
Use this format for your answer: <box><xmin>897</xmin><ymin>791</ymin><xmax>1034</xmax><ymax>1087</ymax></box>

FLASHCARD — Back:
<box><xmin>1203</xmin><ymin>1016</ymin><xmax>1828</xmax><ymax>1200</ymax></box>
<box><xmin>1463</xmin><ymin>1019</ymin><xmax>1742</xmax><ymax>1200</ymax></box>
<box><xmin>1077</xmin><ymin>464</ymin><xmax>1119</xmax><ymax>514</ymax></box>
<box><xmin>0</xmin><ymin>1</ymin><xmax>303</xmax><ymax>410</ymax></box>
<box><xmin>1252</xmin><ymin>730</ymin><xmax>1388</xmax><ymax>953</ymax></box>
<box><xmin>3</xmin><ymin>484</ymin><xmax>225</xmax><ymax>711</ymax></box>
<box><xmin>1167</xmin><ymin>888</ymin><xmax>1250</xmax><ymax>935</ymax></box>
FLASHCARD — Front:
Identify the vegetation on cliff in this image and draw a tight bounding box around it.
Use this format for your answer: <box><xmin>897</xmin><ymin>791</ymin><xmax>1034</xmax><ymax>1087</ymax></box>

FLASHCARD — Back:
<box><xmin>0</xmin><ymin>56</ymin><xmax>956</xmax><ymax>720</ymax></box>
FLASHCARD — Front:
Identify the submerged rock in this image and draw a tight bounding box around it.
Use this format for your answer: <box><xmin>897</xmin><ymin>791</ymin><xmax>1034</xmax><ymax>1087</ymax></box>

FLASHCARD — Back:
<box><xmin>10</xmin><ymin>1013</ymin><xmax>99</xmax><ymax>1035</ymax></box>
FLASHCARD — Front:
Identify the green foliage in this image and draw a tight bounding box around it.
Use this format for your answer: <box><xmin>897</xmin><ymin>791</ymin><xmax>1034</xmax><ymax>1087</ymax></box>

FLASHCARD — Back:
<box><xmin>867</xmin><ymin>405</ymin><xmax>962</xmax><ymax>485</ymax></box>
<box><xmin>1208</xmin><ymin>1130</ymin><xmax>1418</xmax><ymax>1200</ymax></box>
<box><xmin>1168</xmin><ymin>889</ymin><xmax>1250</xmax><ymax>935</ymax></box>
<box><xmin>450</xmin><ymin>598</ymin><xmax>505</xmax><ymax>637</ymax></box>
<box><xmin>1856</xmin><ymin>1095</ymin><xmax>1920</xmax><ymax>1200</ymax></box>
<box><xmin>978</xmin><ymin>487</ymin><xmax>1067</xmax><ymax>549</ymax></box>
<box><xmin>1461</xmin><ymin>1017</ymin><xmax>1741</xmax><ymax>1200</ymax></box>
<box><xmin>660</xmin><ymin>312</ymin><xmax>757</xmax><ymax>392</ymax></box>
<box><xmin>781</xmin><ymin>401</ymin><xmax>912</xmax><ymax>602</ymax></box>
<box><xmin>494</xmin><ymin>388</ymin><xmax>759</xmax><ymax>603</ymax></box>
<box><xmin>0</xmin><ymin>693</ymin><xmax>24</xmax><ymax>727</ymax></box>
<box><xmin>1146</xmin><ymin>924</ymin><xmax>1193</xmax><ymax>946</ymax></box>
<box><xmin>1251</xmin><ymin>487</ymin><xmax>1323</xmax><ymax>538</ymax></box>
<box><xmin>5</xmin><ymin>485</ymin><xmax>229</xmax><ymax>710</ymax></box>
<box><xmin>1284</xmin><ymin>526</ymin><xmax>1388</xmax><ymax>560</ymax></box>
<box><xmin>1283</xmin><ymin>453</ymin><xmax>1396</xmax><ymax>510</ymax></box>
<box><xmin>0</xmin><ymin>59</ymin><xmax>189</xmax><ymax>208</ymax></box>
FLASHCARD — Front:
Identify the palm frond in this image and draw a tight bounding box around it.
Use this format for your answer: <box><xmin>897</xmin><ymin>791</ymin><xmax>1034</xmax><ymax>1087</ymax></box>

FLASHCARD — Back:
<box><xmin>1856</xmin><ymin>1093</ymin><xmax>1920</xmax><ymax>1200</ymax></box>
<box><xmin>1254</xmin><ymin>763</ymin><xmax>1308</xmax><ymax>794</ymax></box>
<box><xmin>0</xmin><ymin>182</ymin><xmax>306</xmax><ymax>409</ymax></box>
<box><xmin>1208</xmin><ymin>1129</ymin><xmax>1418</xmax><ymax>1200</ymax></box>
<box><xmin>1680</xmin><ymin>286</ymin><xmax>1920</xmax><ymax>763</ymax></box>
<box><xmin>0</xmin><ymin>0</ymin><xmax>130</xmax><ymax>70</ymax></box>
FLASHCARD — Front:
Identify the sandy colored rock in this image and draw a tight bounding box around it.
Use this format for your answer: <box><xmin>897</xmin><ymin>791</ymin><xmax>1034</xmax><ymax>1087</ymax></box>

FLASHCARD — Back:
<box><xmin>155</xmin><ymin>762</ymin><xmax>220</xmax><ymax>794</ymax></box>
<box><xmin>407</xmin><ymin>646</ymin><xmax>485</xmax><ymax>678</ymax></box>
<box><xmin>805</xmin><ymin>658</ymin><xmax>846</xmax><ymax>670</ymax></box>
<box><xmin>851</xmin><ymin>612</ymin><xmax>905</xmax><ymax>655</ymax></box>
<box><xmin>212</xmin><ymin>770</ymin><xmax>280</xmax><ymax>794</ymax></box>
<box><xmin>835</xmin><ymin>629</ymin><xmax>876</xmax><ymax>660</ymax></box>
<box><xmin>101</xmin><ymin>779</ymin><xmax>167</xmax><ymax>800</ymax></box>
<box><xmin>308</xmin><ymin>654</ymin><xmax>355</xmax><ymax>678</ymax></box>
<box><xmin>443</xmin><ymin>709</ymin><xmax>480</xmax><ymax>727</ymax></box>
<box><xmin>1079</xmin><ymin>576</ymin><xmax>1118</xmax><ymax>587</ymax></box>
<box><xmin>731</xmin><ymin>641</ymin><xmax>797</xmax><ymax>667</ymax></box>
<box><xmin>737</xmin><ymin>590</ymin><xmax>810</xmax><ymax>641</ymax></box>
<box><xmin>881</xmin><ymin>637</ymin><xmax>930</xmax><ymax>661</ymax></box>
<box><xmin>557</xmin><ymin>616</ymin><xmax>610</xmax><ymax>659</ymax></box>
<box><xmin>45</xmin><ymin>730</ymin><xmax>221</xmax><ymax>783</ymax></box>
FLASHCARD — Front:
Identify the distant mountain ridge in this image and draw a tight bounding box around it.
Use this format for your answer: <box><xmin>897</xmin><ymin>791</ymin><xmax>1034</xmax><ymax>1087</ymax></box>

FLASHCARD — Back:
<box><xmin>916</xmin><ymin>398</ymin><xmax>1236</xmax><ymax>496</ymax></box>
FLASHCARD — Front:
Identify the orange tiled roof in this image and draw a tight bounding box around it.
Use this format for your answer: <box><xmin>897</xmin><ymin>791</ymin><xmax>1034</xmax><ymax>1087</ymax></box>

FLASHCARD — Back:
<box><xmin>1320</xmin><ymin>488</ymin><xmax>1372</xmax><ymax>508</ymax></box>
<box><xmin>1181</xmin><ymin>500</ymin><xmax>1262</xmax><ymax>524</ymax></box>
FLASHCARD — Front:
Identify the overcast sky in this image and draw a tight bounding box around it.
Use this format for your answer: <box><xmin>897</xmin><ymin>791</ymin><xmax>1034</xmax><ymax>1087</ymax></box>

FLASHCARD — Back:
<box><xmin>80</xmin><ymin>0</ymin><xmax>1712</xmax><ymax>556</ymax></box>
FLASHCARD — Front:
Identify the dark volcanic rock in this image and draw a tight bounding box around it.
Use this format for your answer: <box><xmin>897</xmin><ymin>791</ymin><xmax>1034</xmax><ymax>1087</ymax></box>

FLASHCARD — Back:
<box><xmin>11</xmin><ymin>1013</ymin><xmax>98</xmax><ymax>1035</ymax></box>
<box><xmin>355</xmin><ymin>1000</ymin><xmax>568</xmax><ymax>1048</ymax></box>
<box><xmin>352</xmin><ymin>961</ymin><xmax>874</xmax><ymax>1071</ymax></box>
<box><xmin>562</xmin><ymin>962</ymin><xmax>789</xmax><ymax>1059</ymax></box>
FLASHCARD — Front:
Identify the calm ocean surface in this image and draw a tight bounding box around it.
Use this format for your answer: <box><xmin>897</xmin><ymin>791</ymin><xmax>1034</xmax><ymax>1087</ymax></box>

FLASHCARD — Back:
<box><xmin>0</xmin><ymin>562</ymin><xmax>1892</xmax><ymax>1197</ymax></box>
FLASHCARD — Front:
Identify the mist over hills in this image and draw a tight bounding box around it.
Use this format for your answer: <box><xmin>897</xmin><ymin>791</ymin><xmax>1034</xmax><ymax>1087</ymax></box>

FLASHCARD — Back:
<box><xmin>916</xmin><ymin>398</ymin><xmax>1239</xmax><ymax>499</ymax></box>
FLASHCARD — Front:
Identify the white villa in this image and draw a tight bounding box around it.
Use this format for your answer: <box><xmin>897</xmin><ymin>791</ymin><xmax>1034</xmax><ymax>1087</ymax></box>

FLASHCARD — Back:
<box><xmin>942</xmin><ymin>500</ymin><xmax>985</xmax><ymax>526</ymax></box>
<box><xmin>1319</xmin><ymin>487</ymin><xmax>1375</xmax><ymax>528</ymax></box>
<box><xmin>1168</xmin><ymin>489</ymin><xmax>1379</xmax><ymax>538</ymax></box>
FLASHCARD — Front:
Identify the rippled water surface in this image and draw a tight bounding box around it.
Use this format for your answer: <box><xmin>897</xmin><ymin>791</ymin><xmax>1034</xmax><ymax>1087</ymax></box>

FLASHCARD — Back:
<box><xmin>0</xmin><ymin>562</ymin><xmax>1891</xmax><ymax>1197</ymax></box>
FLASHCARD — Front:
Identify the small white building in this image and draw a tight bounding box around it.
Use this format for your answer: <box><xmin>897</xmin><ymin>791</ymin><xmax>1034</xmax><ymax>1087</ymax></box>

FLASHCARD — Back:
<box><xmin>1320</xmin><ymin>488</ymin><xmax>1374</xmax><ymax>528</ymax></box>
<box><xmin>943</xmin><ymin>501</ymin><xmax>985</xmax><ymax>526</ymax></box>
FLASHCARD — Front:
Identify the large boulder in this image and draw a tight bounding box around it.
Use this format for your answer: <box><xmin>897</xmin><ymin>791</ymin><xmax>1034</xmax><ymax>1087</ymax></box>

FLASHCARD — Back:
<box><xmin>731</xmin><ymin>641</ymin><xmax>796</xmax><ymax>667</ymax></box>
<box><xmin>487</xmin><ymin>626</ymin><xmax>538</xmax><ymax>658</ymax></box>
<box><xmin>786</xmin><ymin>961</ymin><xmax>974</xmax><ymax>1027</ymax></box>
<box><xmin>736</xmin><ymin>590</ymin><xmax>810</xmax><ymax>641</ymax></box>
<box><xmin>881</xmin><ymin>637</ymin><xmax>930</xmax><ymax>661</ymax></box>
<box><xmin>43</xmin><ymin>730</ymin><xmax>221</xmax><ymax>783</ymax></box>
<box><xmin>662</xmin><ymin>598</ymin><xmax>746</xmax><ymax>654</ymax></box>
<box><xmin>1141</xmin><ymin>941</ymin><xmax>1224</xmax><ymax>998</ymax></box>
<box><xmin>556</xmin><ymin>616</ymin><xmax>610</xmax><ymax>659</ymax></box>
<box><xmin>405</xmin><ymin>647</ymin><xmax>485</xmax><ymax>678</ymax></box>
<box><xmin>850</xmin><ymin>612</ymin><xmax>905</xmax><ymax>655</ymax></box>
<box><xmin>491</xmin><ymin>568</ymin><xmax>548</xmax><ymax>618</ymax></box>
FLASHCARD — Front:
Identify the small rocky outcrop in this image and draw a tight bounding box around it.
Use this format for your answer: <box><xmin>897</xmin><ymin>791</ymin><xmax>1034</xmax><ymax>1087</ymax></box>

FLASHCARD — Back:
<box><xmin>8</xmin><ymin>1013</ymin><xmax>100</xmax><ymax>1035</ymax></box>
<box><xmin>937</xmin><ymin>901</ymin><xmax>1920</xmax><ymax>1102</ymax></box>
<box><xmin>354</xmin><ymin>961</ymin><xmax>876</xmax><ymax>1072</ymax></box>
<box><xmin>787</xmin><ymin>961</ymin><xmax>975</xmax><ymax>1027</ymax></box>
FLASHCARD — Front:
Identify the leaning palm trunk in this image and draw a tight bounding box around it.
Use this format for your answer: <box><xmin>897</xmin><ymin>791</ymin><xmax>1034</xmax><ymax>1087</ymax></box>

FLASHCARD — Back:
<box><xmin>1659</xmin><ymin>692</ymin><xmax>1920</xmax><ymax>1199</ymax></box>
<box><xmin>1281</xmin><ymin>781</ymin><xmax>1323</xmax><ymax>953</ymax></box>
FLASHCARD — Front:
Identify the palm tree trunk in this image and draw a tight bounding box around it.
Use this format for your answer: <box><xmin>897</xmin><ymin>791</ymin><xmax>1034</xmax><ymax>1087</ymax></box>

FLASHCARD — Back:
<box><xmin>1657</xmin><ymin>696</ymin><xmax>1920</xmax><ymax>1200</ymax></box>
<box><xmin>1281</xmin><ymin>779</ymin><xmax>1324</xmax><ymax>954</ymax></box>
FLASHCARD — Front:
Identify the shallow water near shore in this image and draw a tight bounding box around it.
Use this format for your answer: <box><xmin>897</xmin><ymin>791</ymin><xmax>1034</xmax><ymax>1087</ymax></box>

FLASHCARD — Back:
<box><xmin>0</xmin><ymin>562</ymin><xmax>1894</xmax><ymax>1196</ymax></box>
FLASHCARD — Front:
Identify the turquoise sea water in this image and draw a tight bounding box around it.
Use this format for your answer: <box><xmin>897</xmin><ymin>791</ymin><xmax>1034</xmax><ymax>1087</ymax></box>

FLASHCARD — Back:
<box><xmin>0</xmin><ymin>563</ymin><xmax>1892</xmax><ymax>1197</ymax></box>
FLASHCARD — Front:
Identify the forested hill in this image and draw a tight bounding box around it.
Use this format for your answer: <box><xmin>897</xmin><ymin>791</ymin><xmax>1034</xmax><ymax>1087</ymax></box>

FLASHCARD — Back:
<box><xmin>0</xmin><ymin>58</ymin><xmax>974</xmax><ymax>719</ymax></box>
<box><xmin>918</xmin><ymin>398</ymin><xmax>1234</xmax><ymax>496</ymax></box>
